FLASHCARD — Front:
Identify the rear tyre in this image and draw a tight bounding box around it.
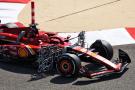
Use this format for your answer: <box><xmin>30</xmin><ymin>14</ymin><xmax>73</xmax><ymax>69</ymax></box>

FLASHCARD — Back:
<box><xmin>90</xmin><ymin>40</ymin><xmax>113</xmax><ymax>60</ymax></box>
<box><xmin>56</xmin><ymin>53</ymin><xmax>81</xmax><ymax>77</ymax></box>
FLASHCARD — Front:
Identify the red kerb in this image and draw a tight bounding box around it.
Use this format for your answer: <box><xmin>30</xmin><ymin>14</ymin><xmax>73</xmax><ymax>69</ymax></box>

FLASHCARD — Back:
<box><xmin>126</xmin><ymin>27</ymin><xmax>135</xmax><ymax>40</ymax></box>
<box><xmin>0</xmin><ymin>0</ymin><xmax>30</xmax><ymax>3</ymax></box>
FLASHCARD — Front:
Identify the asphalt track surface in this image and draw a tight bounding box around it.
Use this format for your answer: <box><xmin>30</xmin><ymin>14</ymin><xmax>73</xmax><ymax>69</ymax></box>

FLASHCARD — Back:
<box><xmin>0</xmin><ymin>44</ymin><xmax>135</xmax><ymax>90</ymax></box>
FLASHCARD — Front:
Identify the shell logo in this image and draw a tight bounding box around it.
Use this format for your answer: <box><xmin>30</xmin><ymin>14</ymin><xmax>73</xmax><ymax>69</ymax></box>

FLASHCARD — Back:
<box><xmin>18</xmin><ymin>48</ymin><xmax>28</xmax><ymax>58</ymax></box>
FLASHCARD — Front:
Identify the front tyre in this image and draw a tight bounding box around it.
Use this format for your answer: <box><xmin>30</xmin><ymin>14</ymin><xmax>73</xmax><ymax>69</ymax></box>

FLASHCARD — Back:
<box><xmin>90</xmin><ymin>40</ymin><xmax>113</xmax><ymax>60</ymax></box>
<box><xmin>56</xmin><ymin>53</ymin><xmax>81</xmax><ymax>77</ymax></box>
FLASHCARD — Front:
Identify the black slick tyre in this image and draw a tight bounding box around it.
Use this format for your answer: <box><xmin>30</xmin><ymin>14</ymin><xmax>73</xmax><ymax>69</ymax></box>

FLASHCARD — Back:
<box><xmin>56</xmin><ymin>53</ymin><xmax>81</xmax><ymax>77</ymax></box>
<box><xmin>90</xmin><ymin>40</ymin><xmax>113</xmax><ymax>60</ymax></box>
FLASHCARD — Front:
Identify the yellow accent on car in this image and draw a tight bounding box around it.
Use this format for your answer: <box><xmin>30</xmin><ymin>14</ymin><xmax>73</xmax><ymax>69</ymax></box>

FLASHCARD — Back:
<box><xmin>91</xmin><ymin>52</ymin><xmax>97</xmax><ymax>57</ymax></box>
<box><xmin>18</xmin><ymin>48</ymin><xmax>28</xmax><ymax>58</ymax></box>
<box><xmin>25</xmin><ymin>45</ymin><xmax>35</xmax><ymax>55</ymax></box>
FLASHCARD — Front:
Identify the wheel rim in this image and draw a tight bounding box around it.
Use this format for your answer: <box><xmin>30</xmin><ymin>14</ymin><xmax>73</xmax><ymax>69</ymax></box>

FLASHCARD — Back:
<box><xmin>59</xmin><ymin>60</ymin><xmax>73</xmax><ymax>74</ymax></box>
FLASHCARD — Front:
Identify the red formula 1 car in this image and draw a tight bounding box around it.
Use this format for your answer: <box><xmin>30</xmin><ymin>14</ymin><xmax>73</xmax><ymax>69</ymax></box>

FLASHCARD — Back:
<box><xmin>0</xmin><ymin>1</ymin><xmax>131</xmax><ymax>78</ymax></box>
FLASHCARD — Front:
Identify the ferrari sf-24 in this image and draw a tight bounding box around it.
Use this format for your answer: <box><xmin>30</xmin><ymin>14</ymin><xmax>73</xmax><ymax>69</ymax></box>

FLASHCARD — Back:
<box><xmin>0</xmin><ymin>1</ymin><xmax>131</xmax><ymax>78</ymax></box>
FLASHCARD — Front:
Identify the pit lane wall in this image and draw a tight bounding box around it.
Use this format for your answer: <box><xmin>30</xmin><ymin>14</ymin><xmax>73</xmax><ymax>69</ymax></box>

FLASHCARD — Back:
<box><xmin>59</xmin><ymin>28</ymin><xmax>135</xmax><ymax>46</ymax></box>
